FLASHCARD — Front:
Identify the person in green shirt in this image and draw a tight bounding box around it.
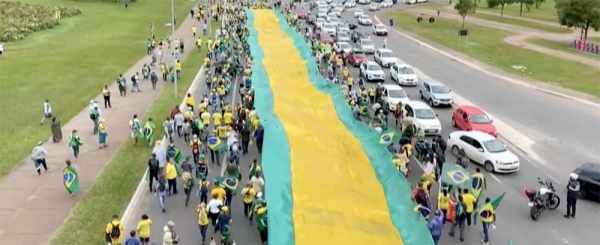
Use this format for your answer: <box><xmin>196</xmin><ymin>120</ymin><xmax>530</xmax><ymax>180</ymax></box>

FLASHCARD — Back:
<box><xmin>68</xmin><ymin>130</ymin><xmax>83</xmax><ymax>160</ymax></box>
<box><xmin>255</xmin><ymin>199</ymin><xmax>268</xmax><ymax>245</ymax></box>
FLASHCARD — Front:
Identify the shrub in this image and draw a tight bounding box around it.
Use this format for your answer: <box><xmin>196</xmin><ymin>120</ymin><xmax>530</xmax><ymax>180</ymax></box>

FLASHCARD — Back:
<box><xmin>0</xmin><ymin>1</ymin><xmax>82</xmax><ymax>42</ymax></box>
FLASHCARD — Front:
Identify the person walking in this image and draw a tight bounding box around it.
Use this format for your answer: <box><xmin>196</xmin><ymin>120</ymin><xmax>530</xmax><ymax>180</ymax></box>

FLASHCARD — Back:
<box><xmin>130</xmin><ymin>114</ymin><xmax>142</xmax><ymax>146</ymax></box>
<box><xmin>148</xmin><ymin>154</ymin><xmax>160</xmax><ymax>192</ymax></box>
<box><xmin>30</xmin><ymin>142</ymin><xmax>49</xmax><ymax>175</ymax></box>
<box><xmin>197</xmin><ymin>203</ymin><xmax>210</xmax><ymax>245</ymax></box>
<box><xmin>136</xmin><ymin>214</ymin><xmax>152</xmax><ymax>245</ymax></box>
<box><xmin>480</xmin><ymin>197</ymin><xmax>496</xmax><ymax>245</ymax></box>
<box><xmin>448</xmin><ymin>195</ymin><xmax>467</xmax><ymax>242</ymax></box>
<box><xmin>461</xmin><ymin>188</ymin><xmax>477</xmax><ymax>226</ymax></box>
<box><xmin>98</xmin><ymin>118</ymin><xmax>108</xmax><ymax>148</ymax></box>
<box><xmin>437</xmin><ymin>189</ymin><xmax>450</xmax><ymax>224</ymax></box>
<box><xmin>207</xmin><ymin>193</ymin><xmax>223</xmax><ymax>227</ymax></box>
<box><xmin>124</xmin><ymin>230</ymin><xmax>141</xmax><ymax>245</ymax></box>
<box><xmin>89</xmin><ymin>103</ymin><xmax>100</xmax><ymax>135</ymax></box>
<box><xmin>215</xmin><ymin>206</ymin><xmax>233</xmax><ymax>245</ymax></box>
<box><xmin>250</xmin><ymin>170</ymin><xmax>265</xmax><ymax>193</ymax></box>
<box><xmin>105</xmin><ymin>214</ymin><xmax>124</xmax><ymax>245</ymax></box>
<box><xmin>428</xmin><ymin>210</ymin><xmax>445</xmax><ymax>245</ymax></box>
<box><xmin>102</xmin><ymin>85</ymin><xmax>112</xmax><ymax>108</ymax></box>
<box><xmin>163</xmin><ymin>221</ymin><xmax>179</xmax><ymax>245</ymax></box>
<box><xmin>156</xmin><ymin>176</ymin><xmax>168</xmax><ymax>213</ymax></box>
<box><xmin>564</xmin><ymin>173</ymin><xmax>580</xmax><ymax>219</ymax></box>
<box><xmin>51</xmin><ymin>117</ymin><xmax>63</xmax><ymax>143</ymax></box>
<box><xmin>40</xmin><ymin>99</ymin><xmax>52</xmax><ymax>125</ymax></box>
<box><xmin>241</xmin><ymin>182</ymin><xmax>256</xmax><ymax>219</ymax></box>
<box><xmin>182</xmin><ymin>168</ymin><xmax>194</xmax><ymax>207</ymax></box>
<box><xmin>165</xmin><ymin>160</ymin><xmax>178</xmax><ymax>195</ymax></box>
<box><xmin>68</xmin><ymin>130</ymin><xmax>83</xmax><ymax>160</ymax></box>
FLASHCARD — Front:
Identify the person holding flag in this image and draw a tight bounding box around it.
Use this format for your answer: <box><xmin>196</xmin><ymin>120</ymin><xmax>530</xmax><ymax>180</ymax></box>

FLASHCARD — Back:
<box><xmin>190</xmin><ymin>135</ymin><xmax>202</xmax><ymax>164</ymax></box>
<box><xmin>63</xmin><ymin>160</ymin><xmax>80</xmax><ymax>196</ymax></box>
<box><xmin>207</xmin><ymin>133</ymin><xmax>224</xmax><ymax>165</ymax></box>
<box><xmin>144</xmin><ymin>118</ymin><xmax>156</xmax><ymax>146</ymax></box>
<box><xmin>196</xmin><ymin>154</ymin><xmax>209</xmax><ymax>180</ymax></box>
<box><xmin>166</xmin><ymin>141</ymin><xmax>184</xmax><ymax>165</ymax></box>
<box><xmin>479</xmin><ymin>193</ymin><xmax>505</xmax><ymax>245</ymax></box>
<box><xmin>129</xmin><ymin>114</ymin><xmax>143</xmax><ymax>146</ymax></box>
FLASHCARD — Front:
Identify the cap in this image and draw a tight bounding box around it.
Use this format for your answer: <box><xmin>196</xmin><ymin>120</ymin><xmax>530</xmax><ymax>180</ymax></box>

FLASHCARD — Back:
<box><xmin>193</xmin><ymin>134</ymin><xmax>198</xmax><ymax>138</ymax></box>
<box><xmin>167</xmin><ymin>221</ymin><xmax>175</xmax><ymax>226</ymax></box>
<box><xmin>256</xmin><ymin>192</ymin><xmax>263</xmax><ymax>198</ymax></box>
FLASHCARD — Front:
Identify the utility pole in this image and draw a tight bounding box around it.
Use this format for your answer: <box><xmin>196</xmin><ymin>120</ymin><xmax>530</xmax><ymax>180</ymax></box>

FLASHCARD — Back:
<box><xmin>171</xmin><ymin>0</ymin><xmax>178</xmax><ymax>98</ymax></box>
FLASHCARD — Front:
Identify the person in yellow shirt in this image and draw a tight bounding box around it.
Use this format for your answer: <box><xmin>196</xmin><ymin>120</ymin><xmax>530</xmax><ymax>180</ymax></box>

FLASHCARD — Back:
<box><xmin>252</xmin><ymin>116</ymin><xmax>260</xmax><ymax>131</ymax></box>
<box><xmin>223</xmin><ymin>110</ymin><xmax>234</xmax><ymax>126</ymax></box>
<box><xmin>217</xmin><ymin>86</ymin><xmax>226</xmax><ymax>99</ymax></box>
<box><xmin>203</xmin><ymin>57</ymin><xmax>211</xmax><ymax>67</ymax></box>
<box><xmin>200</xmin><ymin>111</ymin><xmax>211</xmax><ymax>127</ymax></box>
<box><xmin>196</xmin><ymin>37</ymin><xmax>202</xmax><ymax>52</ymax></box>
<box><xmin>136</xmin><ymin>214</ymin><xmax>152</xmax><ymax>245</ymax></box>
<box><xmin>192</xmin><ymin>25</ymin><xmax>197</xmax><ymax>37</ymax></box>
<box><xmin>175</xmin><ymin>59</ymin><xmax>182</xmax><ymax>79</ymax></box>
<box><xmin>438</xmin><ymin>189</ymin><xmax>450</xmax><ymax>224</ymax></box>
<box><xmin>241</xmin><ymin>183</ymin><xmax>256</xmax><ymax>217</ymax></box>
<box><xmin>347</xmin><ymin>76</ymin><xmax>355</xmax><ymax>90</ymax></box>
<box><xmin>480</xmin><ymin>197</ymin><xmax>496</xmax><ymax>244</ymax></box>
<box><xmin>165</xmin><ymin>161</ymin><xmax>178</xmax><ymax>195</ymax></box>
<box><xmin>211</xmin><ymin>182</ymin><xmax>226</xmax><ymax>202</ymax></box>
<box><xmin>197</xmin><ymin>203</ymin><xmax>210</xmax><ymax>243</ymax></box>
<box><xmin>199</xmin><ymin>101</ymin><xmax>208</xmax><ymax>113</ymax></box>
<box><xmin>184</xmin><ymin>107</ymin><xmax>194</xmax><ymax>120</ymax></box>
<box><xmin>105</xmin><ymin>214</ymin><xmax>124</xmax><ymax>245</ymax></box>
<box><xmin>217</xmin><ymin>123</ymin><xmax>228</xmax><ymax>139</ymax></box>
<box><xmin>185</xmin><ymin>93</ymin><xmax>195</xmax><ymax>112</ymax></box>
<box><xmin>461</xmin><ymin>189</ymin><xmax>477</xmax><ymax>227</ymax></box>
<box><xmin>212</xmin><ymin>111</ymin><xmax>222</xmax><ymax>126</ymax></box>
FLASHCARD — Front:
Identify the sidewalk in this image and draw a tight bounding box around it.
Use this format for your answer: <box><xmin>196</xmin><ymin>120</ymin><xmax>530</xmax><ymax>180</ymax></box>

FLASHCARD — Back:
<box><xmin>405</xmin><ymin>8</ymin><xmax>600</xmax><ymax>68</ymax></box>
<box><xmin>0</xmin><ymin>11</ymin><xmax>202</xmax><ymax>245</ymax></box>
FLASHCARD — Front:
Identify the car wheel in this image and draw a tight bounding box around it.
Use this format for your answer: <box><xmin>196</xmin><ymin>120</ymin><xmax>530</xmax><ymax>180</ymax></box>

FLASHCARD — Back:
<box><xmin>419</xmin><ymin>91</ymin><xmax>423</xmax><ymax>99</ymax></box>
<box><xmin>429</xmin><ymin>99</ymin><xmax>434</xmax><ymax>107</ymax></box>
<box><xmin>451</xmin><ymin>118</ymin><xmax>457</xmax><ymax>127</ymax></box>
<box><xmin>451</xmin><ymin>146</ymin><xmax>460</xmax><ymax>156</ymax></box>
<box><xmin>484</xmin><ymin>161</ymin><xmax>495</xmax><ymax>172</ymax></box>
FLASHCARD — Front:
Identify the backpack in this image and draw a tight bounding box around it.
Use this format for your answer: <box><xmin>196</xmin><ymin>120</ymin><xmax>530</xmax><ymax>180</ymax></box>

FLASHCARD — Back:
<box><xmin>109</xmin><ymin>222</ymin><xmax>121</xmax><ymax>239</ymax></box>
<box><xmin>149</xmin><ymin>159</ymin><xmax>159</xmax><ymax>171</ymax></box>
<box><xmin>158</xmin><ymin>182</ymin><xmax>167</xmax><ymax>192</ymax></box>
<box><xmin>90</xmin><ymin>112</ymin><xmax>98</xmax><ymax>120</ymax></box>
<box><xmin>130</xmin><ymin>75</ymin><xmax>136</xmax><ymax>83</ymax></box>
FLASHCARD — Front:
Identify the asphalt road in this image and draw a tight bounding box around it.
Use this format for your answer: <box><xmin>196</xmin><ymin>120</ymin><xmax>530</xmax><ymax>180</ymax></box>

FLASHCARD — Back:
<box><xmin>297</xmin><ymin>2</ymin><xmax>600</xmax><ymax>245</ymax></box>
<box><xmin>123</xmin><ymin>66</ymin><xmax>263</xmax><ymax>244</ymax></box>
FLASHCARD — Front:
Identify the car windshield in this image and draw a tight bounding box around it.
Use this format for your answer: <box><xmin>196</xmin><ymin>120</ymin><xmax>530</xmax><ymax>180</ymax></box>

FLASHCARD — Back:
<box><xmin>338</xmin><ymin>32</ymin><xmax>349</xmax><ymax>37</ymax></box>
<box><xmin>361</xmin><ymin>40</ymin><xmax>374</xmax><ymax>46</ymax></box>
<box><xmin>352</xmin><ymin>50</ymin><xmax>365</xmax><ymax>55</ymax></box>
<box><xmin>483</xmin><ymin>139</ymin><xmax>507</xmax><ymax>153</ymax></box>
<box><xmin>388</xmin><ymin>89</ymin><xmax>407</xmax><ymax>98</ymax></box>
<box><xmin>324</xmin><ymin>24</ymin><xmax>335</xmax><ymax>28</ymax></box>
<box><xmin>469</xmin><ymin>113</ymin><xmax>492</xmax><ymax>124</ymax></box>
<box><xmin>340</xmin><ymin>43</ymin><xmax>351</xmax><ymax>49</ymax></box>
<box><xmin>398</xmin><ymin>67</ymin><xmax>415</xmax><ymax>74</ymax></box>
<box><xmin>431</xmin><ymin>85</ymin><xmax>450</xmax><ymax>93</ymax></box>
<box><xmin>380</xmin><ymin>51</ymin><xmax>394</xmax><ymax>58</ymax></box>
<box><xmin>367</xmin><ymin>64</ymin><xmax>381</xmax><ymax>71</ymax></box>
<box><xmin>414</xmin><ymin>109</ymin><xmax>436</xmax><ymax>119</ymax></box>
<box><xmin>376</xmin><ymin>25</ymin><xmax>386</xmax><ymax>30</ymax></box>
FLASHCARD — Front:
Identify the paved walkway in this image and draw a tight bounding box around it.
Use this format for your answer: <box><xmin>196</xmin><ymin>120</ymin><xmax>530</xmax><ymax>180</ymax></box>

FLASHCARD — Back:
<box><xmin>405</xmin><ymin>8</ymin><xmax>600</xmax><ymax>68</ymax></box>
<box><xmin>0</xmin><ymin>8</ymin><xmax>201</xmax><ymax>245</ymax></box>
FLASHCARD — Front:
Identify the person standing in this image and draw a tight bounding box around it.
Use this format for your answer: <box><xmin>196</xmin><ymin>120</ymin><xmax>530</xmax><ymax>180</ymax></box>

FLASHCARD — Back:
<box><xmin>98</xmin><ymin>118</ymin><xmax>108</xmax><ymax>148</ymax></box>
<box><xmin>163</xmin><ymin>221</ymin><xmax>179</xmax><ymax>245</ymax></box>
<box><xmin>197</xmin><ymin>203</ymin><xmax>210</xmax><ymax>245</ymax></box>
<box><xmin>40</xmin><ymin>99</ymin><xmax>52</xmax><ymax>124</ymax></box>
<box><xmin>448</xmin><ymin>195</ymin><xmax>467</xmax><ymax>242</ymax></box>
<box><xmin>51</xmin><ymin>117</ymin><xmax>63</xmax><ymax>143</ymax></box>
<box><xmin>192</xmin><ymin>25</ymin><xmax>197</xmax><ymax>37</ymax></box>
<box><xmin>68</xmin><ymin>130</ymin><xmax>83</xmax><ymax>160</ymax></box>
<box><xmin>30</xmin><ymin>142</ymin><xmax>49</xmax><ymax>175</ymax></box>
<box><xmin>105</xmin><ymin>214</ymin><xmax>124</xmax><ymax>245</ymax></box>
<box><xmin>117</xmin><ymin>74</ymin><xmax>127</xmax><ymax>97</ymax></box>
<box><xmin>564</xmin><ymin>174</ymin><xmax>580</xmax><ymax>219</ymax></box>
<box><xmin>102</xmin><ymin>85</ymin><xmax>112</xmax><ymax>109</ymax></box>
<box><xmin>250</xmin><ymin>170</ymin><xmax>265</xmax><ymax>193</ymax></box>
<box><xmin>182</xmin><ymin>168</ymin><xmax>194</xmax><ymax>207</ymax></box>
<box><xmin>136</xmin><ymin>214</ymin><xmax>152</xmax><ymax>245</ymax></box>
<box><xmin>165</xmin><ymin>160</ymin><xmax>178</xmax><ymax>195</ymax></box>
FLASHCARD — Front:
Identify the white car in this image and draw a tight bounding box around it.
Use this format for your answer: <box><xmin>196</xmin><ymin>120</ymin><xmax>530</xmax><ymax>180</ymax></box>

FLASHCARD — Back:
<box><xmin>380</xmin><ymin>0</ymin><xmax>393</xmax><ymax>8</ymax></box>
<box><xmin>358</xmin><ymin>0</ymin><xmax>371</xmax><ymax>4</ymax></box>
<box><xmin>369</xmin><ymin>3</ymin><xmax>380</xmax><ymax>11</ymax></box>
<box><xmin>390</xmin><ymin>64</ymin><xmax>419</xmax><ymax>86</ymax></box>
<box><xmin>329</xmin><ymin>17</ymin><xmax>341</xmax><ymax>25</ymax></box>
<box><xmin>354</xmin><ymin>9</ymin><xmax>364</xmax><ymax>17</ymax></box>
<box><xmin>372</xmin><ymin>24</ymin><xmax>388</xmax><ymax>36</ymax></box>
<box><xmin>419</xmin><ymin>80</ymin><xmax>454</xmax><ymax>107</ymax></box>
<box><xmin>337</xmin><ymin>23</ymin><xmax>350</xmax><ymax>33</ymax></box>
<box><xmin>334</xmin><ymin>6</ymin><xmax>344</xmax><ymax>13</ymax></box>
<box><xmin>374</xmin><ymin>48</ymin><xmax>398</xmax><ymax>67</ymax></box>
<box><xmin>317</xmin><ymin>10</ymin><xmax>328</xmax><ymax>18</ymax></box>
<box><xmin>401</xmin><ymin>101</ymin><xmax>442</xmax><ymax>136</ymax></box>
<box><xmin>381</xmin><ymin>84</ymin><xmax>410</xmax><ymax>111</ymax></box>
<box><xmin>316</xmin><ymin>18</ymin><xmax>327</xmax><ymax>28</ymax></box>
<box><xmin>345</xmin><ymin>1</ymin><xmax>357</xmax><ymax>7</ymax></box>
<box><xmin>322</xmin><ymin>23</ymin><xmax>337</xmax><ymax>35</ymax></box>
<box><xmin>358</xmin><ymin>15</ymin><xmax>372</xmax><ymax>25</ymax></box>
<box><xmin>331</xmin><ymin>10</ymin><xmax>342</xmax><ymax>17</ymax></box>
<box><xmin>447</xmin><ymin>131</ymin><xmax>520</xmax><ymax>173</ymax></box>
<box><xmin>334</xmin><ymin>41</ymin><xmax>353</xmax><ymax>54</ymax></box>
<box><xmin>359</xmin><ymin>61</ymin><xmax>386</xmax><ymax>82</ymax></box>
<box><xmin>358</xmin><ymin>38</ymin><xmax>376</xmax><ymax>53</ymax></box>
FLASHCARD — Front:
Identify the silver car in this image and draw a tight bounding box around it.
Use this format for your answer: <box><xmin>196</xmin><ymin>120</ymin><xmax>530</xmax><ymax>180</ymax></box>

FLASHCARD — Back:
<box><xmin>337</xmin><ymin>23</ymin><xmax>350</xmax><ymax>33</ymax></box>
<box><xmin>419</xmin><ymin>80</ymin><xmax>454</xmax><ymax>107</ymax></box>
<box><xmin>358</xmin><ymin>38</ymin><xmax>376</xmax><ymax>54</ymax></box>
<box><xmin>335</xmin><ymin>31</ymin><xmax>351</xmax><ymax>42</ymax></box>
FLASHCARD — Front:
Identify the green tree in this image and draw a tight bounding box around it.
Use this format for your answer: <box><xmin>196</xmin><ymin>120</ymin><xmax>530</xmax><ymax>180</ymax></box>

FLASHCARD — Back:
<box><xmin>517</xmin><ymin>0</ymin><xmax>534</xmax><ymax>16</ymax></box>
<box><xmin>455</xmin><ymin>0</ymin><xmax>474</xmax><ymax>29</ymax></box>
<box><xmin>487</xmin><ymin>0</ymin><xmax>516</xmax><ymax>16</ymax></box>
<box><xmin>471</xmin><ymin>0</ymin><xmax>481</xmax><ymax>13</ymax></box>
<box><xmin>556</xmin><ymin>0</ymin><xmax>600</xmax><ymax>40</ymax></box>
<box><xmin>486</xmin><ymin>0</ymin><xmax>500</xmax><ymax>8</ymax></box>
<box><xmin>534</xmin><ymin>0</ymin><xmax>545</xmax><ymax>9</ymax></box>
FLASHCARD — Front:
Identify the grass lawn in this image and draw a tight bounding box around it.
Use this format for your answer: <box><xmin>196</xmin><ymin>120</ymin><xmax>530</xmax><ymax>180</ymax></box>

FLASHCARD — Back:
<box><xmin>48</xmin><ymin>22</ymin><xmax>218</xmax><ymax>244</ymax></box>
<box><xmin>0</xmin><ymin>0</ymin><xmax>195</xmax><ymax>179</ymax></box>
<box><xmin>588</xmin><ymin>37</ymin><xmax>600</xmax><ymax>43</ymax></box>
<box><xmin>478</xmin><ymin>1</ymin><xmax>559</xmax><ymax>22</ymax></box>
<box><xmin>386</xmin><ymin>11</ymin><xmax>600</xmax><ymax>97</ymax></box>
<box><xmin>526</xmin><ymin>38</ymin><xmax>600</xmax><ymax>61</ymax></box>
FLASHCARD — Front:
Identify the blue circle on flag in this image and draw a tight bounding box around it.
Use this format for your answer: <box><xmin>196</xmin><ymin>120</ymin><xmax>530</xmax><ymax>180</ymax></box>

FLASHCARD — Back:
<box><xmin>381</xmin><ymin>135</ymin><xmax>391</xmax><ymax>143</ymax></box>
<box><xmin>452</xmin><ymin>171</ymin><xmax>465</xmax><ymax>182</ymax></box>
<box><xmin>208</xmin><ymin>136</ymin><xmax>218</xmax><ymax>145</ymax></box>
<box><xmin>63</xmin><ymin>172</ymin><xmax>74</xmax><ymax>184</ymax></box>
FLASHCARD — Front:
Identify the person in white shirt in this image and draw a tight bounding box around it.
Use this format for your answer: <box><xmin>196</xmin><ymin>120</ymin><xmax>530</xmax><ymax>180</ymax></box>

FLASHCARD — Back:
<box><xmin>174</xmin><ymin>112</ymin><xmax>185</xmax><ymax>137</ymax></box>
<box><xmin>129</xmin><ymin>114</ymin><xmax>142</xmax><ymax>146</ymax></box>
<box><xmin>152</xmin><ymin>140</ymin><xmax>167</xmax><ymax>172</ymax></box>
<box><xmin>207</xmin><ymin>194</ymin><xmax>224</xmax><ymax>227</ymax></box>
<box><xmin>31</xmin><ymin>142</ymin><xmax>49</xmax><ymax>175</ymax></box>
<box><xmin>40</xmin><ymin>99</ymin><xmax>52</xmax><ymax>124</ymax></box>
<box><xmin>250</xmin><ymin>171</ymin><xmax>265</xmax><ymax>193</ymax></box>
<box><xmin>383</xmin><ymin>38</ymin><xmax>387</xmax><ymax>48</ymax></box>
<box><xmin>88</xmin><ymin>100</ymin><xmax>101</xmax><ymax>116</ymax></box>
<box><xmin>0</xmin><ymin>42</ymin><xmax>4</xmax><ymax>58</ymax></box>
<box><xmin>163</xmin><ymin>221</ymin><xmax>179</xmax><ymax>245</ymax></box>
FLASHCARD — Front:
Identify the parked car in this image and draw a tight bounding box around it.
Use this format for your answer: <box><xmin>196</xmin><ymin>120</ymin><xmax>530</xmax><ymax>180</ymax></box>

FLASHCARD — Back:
<box><xmin>345</xmin><ymin>0</ymin><xmax>357</xmax><ymax>7</ymax></box>
<box><xmin>334</xmin><ymin>41</ymin><xmax>353</xmax><ymax>54</ymax></box>
<box><xmin>369</xmin><ymin>3</ymin><xmax>380</xmax><ymax>11</ymax></box>
<box><xmin>374</xmin><ymin>48</ymin><xmax>397</xmax><ymax>67</ymax></box>
<box><xmin>372</xmin><ymin>24</ymin><xmax>388</xmax><ymax>36</ymax></box>
<box><xmin>452</xmin><ymin>105</ymin><xmax>497</xmax><ymax>137</ymax></box>
<box><xmin>570</xmin><ymin>162</ymin><xmax>600</xmax><ymax>201</ymax></box>
<box><xmin>322</xmin><ymin>23</ymin><xmax>337</xmax><ymax>35</ymax></box>
<box><xmin>298</xmin><ymin>12</ymin><xmax>308</xmax><ymax>19</ymax></box>
<box><xmin>307</xmin><ymin>14</ymin><xmax>317</xmax><ymax>25</ymax></box>
<box><xmin>402</xmin><ymin>100</ymin><xmax>442</xmax><ymax>136</ymax></box>
<box><xmin>347</xmin><ymin>48</ymin><xmax>368</xmax><ymax>66</ymax></box>
<box><xmin>337</xmin><ymin>23</ymin><xmax>350</xmax><ymax>33</ymax></box>
<box><xmin>348</xmin><ymin>19</ymin><xmax>358</xmax><ymax>29</ymax></box>
<box><xmin>447</xmin><ymin>131</ymin><xmax>520</xmax><ymax>173</ymax></box>
<box><xmin>358</xmin><ymin>38</ymin><xmax>376</xmax><ymax>53</ymax></box>
<box><xmin>358</xmin><ymin>0</ymin><xmax>371</xmax><ymax>4</ymax></box>
<box><xmin>358</xmin><ymin>15</ymin><xmax>373</xmax><ymax>25</ymax></box>
<box><xmin>316</xmin><ymin>18</ymin><xmax>327</xmax><ymax>28</ymax></box>
<box><xmin>390</xmin><ymin>64</ymin><xmax>418</xmax><ymax>86</ymax></box>
<box><xmin>419</xmin><ymin>80</ymin><xmax>453</xmax><ymax>107</ymax></box>
<box><xmin>359</xmin><ymin>61</ymin><xmax>385</xmax><ymax>82</ymax></box>
<box><xmin>381</xmin><ymin>84</ymin><xmax>410</xmax><ymax>112</ymax></box>
<box><xmin>319</xmin><ymin>33</ymin><xmax>335</xmax><ymax>44</ymax></box>
<box><xmin>334</xmin><ymin>31</ymin><xmax>351</xmax><ymax>42</ymax></box>
<box><xmin>380</xmin><ymin>0</ymin><xmax>393</xmax><ymax>7</ymax></box>
<box><xmin>354</xmin><ymin>8</ymin><xmax>364</xmax><ymax>17</ymax></box>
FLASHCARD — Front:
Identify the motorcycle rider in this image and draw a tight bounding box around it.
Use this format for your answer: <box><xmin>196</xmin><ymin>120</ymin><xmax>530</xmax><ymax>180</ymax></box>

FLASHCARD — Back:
<box><xmin>564</xmin><ymin>174</ymin><xmax>580</xmax><ymax>219</ymax></box>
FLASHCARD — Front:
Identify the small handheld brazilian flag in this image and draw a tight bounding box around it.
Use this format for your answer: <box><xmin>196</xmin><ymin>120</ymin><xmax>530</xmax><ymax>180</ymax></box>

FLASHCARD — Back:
<box><xmin>379</xmin><ymin>130</ymin><xmax>400</xmax><ymax>145</ymax></box>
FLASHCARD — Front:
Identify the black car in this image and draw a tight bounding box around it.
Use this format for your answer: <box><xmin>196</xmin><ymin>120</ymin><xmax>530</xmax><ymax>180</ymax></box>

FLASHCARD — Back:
<box><xmin>571</xmin><ymin>162</ymin><xmax>600</xmax><ymax>201</ymax></box>
<box><xmin>348</xmin><ymin>20</ymin><xmax>358</xmax><ymax>30</ymax></box>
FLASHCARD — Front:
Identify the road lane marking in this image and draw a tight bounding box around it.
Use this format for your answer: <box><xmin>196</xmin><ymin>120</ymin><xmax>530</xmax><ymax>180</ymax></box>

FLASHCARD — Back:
<box><xmin>489</xmin><ymin>173</ymin><xmax>502</xmax><ymax>184</ymax></box>
<box><xmin>373</xmin><ymin>15</ymin><xmax>600</xmax><ymax>109</ymax></box>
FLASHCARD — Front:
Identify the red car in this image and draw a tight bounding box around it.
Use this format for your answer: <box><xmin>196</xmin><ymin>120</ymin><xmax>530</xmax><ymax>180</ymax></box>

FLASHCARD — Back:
<box><xmin>297</xmin><ymin>12</ymin><xmax>307</xmax><ymax>19</ymax></box>
<box><xmin>452</xmin><ymin>105</ymin><xmax>498</xmax><ymax>137</ymax></box>
<box><xmin>347</xmin><ymin>49</ymin><xmax>368</xmax><ymax>66</ymax></box>
<box><xmin>320</xmin><ymin>35</ymin><xmax>334</xmax><ymax>44</ymax></box>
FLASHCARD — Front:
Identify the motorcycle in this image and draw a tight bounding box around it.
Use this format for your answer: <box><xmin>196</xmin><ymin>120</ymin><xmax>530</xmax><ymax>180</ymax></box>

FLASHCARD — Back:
<box><xmin>525</xmin><ymin>177</ymin><xmax>561</xmax><ymax>221</ymax></box>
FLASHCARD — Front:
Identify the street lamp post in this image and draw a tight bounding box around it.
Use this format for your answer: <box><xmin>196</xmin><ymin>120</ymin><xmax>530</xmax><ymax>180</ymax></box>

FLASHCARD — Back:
<box><xmin>171</xmin><ymin>0</ymin><xmax>178</xmax><ymax>98</ymax></box>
